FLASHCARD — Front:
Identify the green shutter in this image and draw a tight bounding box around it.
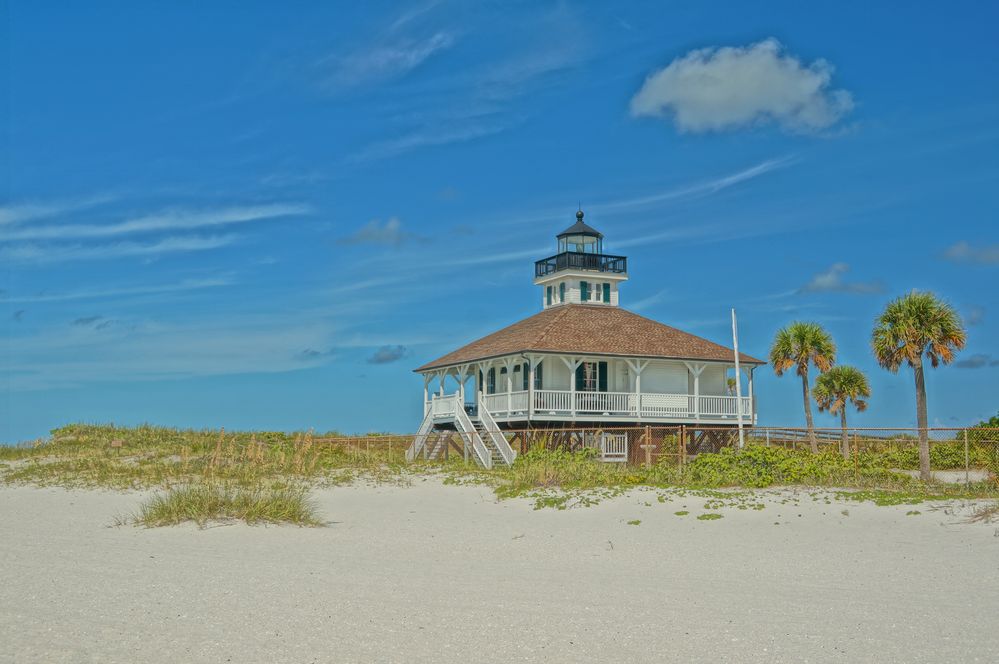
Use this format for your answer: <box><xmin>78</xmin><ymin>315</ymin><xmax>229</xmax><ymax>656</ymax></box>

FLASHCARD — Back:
<box><xmin>534</xmin><ymin>362</ymin><xmax>543</xmax><ymax>390</ymax></box>
<box><xmin>559</xmin><ymin>283</ymin><xmax>565</xmax><ymax>302</ymax></box>
<box><xmin>602</xmin><ymin>283</ymin><xmax>610</xmax><ymax>303</ymax></box>
<box><xmin>522</xmin><ymin>362</ymin><xmax>529</xmax><ymax>390</ymax></box>
<box><xmin>581</xmin><ymin>281</ymin><xmax>589</xmax><ymax>301</ymax></box>
<box><xmin>598</xmin><ymin>361</ymin><xmax>608</xmax><ymax>392</ymax></box>
<box><xmin>575</xmin><ymin>364</ymin><xmax>585</xmax><ymax>391</ymax></box>
<box><xmin>546</xmin><ymin>286</ymin><xmax>552</xmax><ymax>306</ymax></box>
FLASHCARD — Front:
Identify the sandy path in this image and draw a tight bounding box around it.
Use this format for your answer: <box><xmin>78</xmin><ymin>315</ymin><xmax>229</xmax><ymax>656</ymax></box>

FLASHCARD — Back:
<box><xmin>1</xmin><ymin>481</ymin><xmax>997</xmax><ymax>663</ymax></box>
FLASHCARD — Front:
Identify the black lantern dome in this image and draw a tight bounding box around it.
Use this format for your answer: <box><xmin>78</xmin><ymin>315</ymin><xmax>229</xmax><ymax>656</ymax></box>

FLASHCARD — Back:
<box><xmin>556</xmin><ymin>209</ymin><xmax>603</xmax><ymax>254</ymax></box>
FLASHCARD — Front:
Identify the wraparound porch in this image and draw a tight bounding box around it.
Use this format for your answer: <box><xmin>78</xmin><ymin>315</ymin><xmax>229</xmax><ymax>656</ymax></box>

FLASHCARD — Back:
<box><xmin>426</xmin><ymin>389</ymin><xmax>753</xmax><ymax>424</ymax></box>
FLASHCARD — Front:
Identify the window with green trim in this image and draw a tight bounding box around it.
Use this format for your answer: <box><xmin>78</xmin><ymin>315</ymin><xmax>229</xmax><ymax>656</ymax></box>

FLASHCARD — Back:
<box><xmin>580</xmin><ymin>281</ymin><xmax>590</xmax><ymax>301</ymax></box>
<box><xmin>602</xmin><ymin>283</ymin><xmax>610</xmax><ymax>303</ymax></box>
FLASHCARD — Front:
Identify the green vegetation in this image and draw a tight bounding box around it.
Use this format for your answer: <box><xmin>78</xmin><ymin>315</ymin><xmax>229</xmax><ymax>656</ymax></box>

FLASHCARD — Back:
<box><xmin>872</xmin><ymin>291</ymin><xmax>967</xmax><ymax>480</ymax></box>
<box><xmin>697</xmin><ymin>513</ymin><xmax>724</xmax><ymax>520</ymax></box>
<box><xmin>769</xmin><ymin>321</ymin><xmax>837</xmax><ymax>453</ymax></box>
<box><xmin>2</xmin><ymin>424</ymin><xmax>995</xmax><ymax>516</ymax></box>
<box><xmin>626</xmin><ymin>519</ymin><xmax>641</xmax><ymax>525</ymax></box>
<box><xmin>133</xmin><ymin>483</ymin><xmax>323</xmax><ymax>527</ymax></box>
<box><xmin>813</xmin><ymin>366</ymin><xmax>871</xmax><ymax>459</ymax></box>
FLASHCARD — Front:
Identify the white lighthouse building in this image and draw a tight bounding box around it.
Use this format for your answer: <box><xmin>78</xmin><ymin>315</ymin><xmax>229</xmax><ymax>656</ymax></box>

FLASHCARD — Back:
<box><xmin>408</xmin><ymin>211</ymin><xmax>764</xmax><ymax>467</ymax></box>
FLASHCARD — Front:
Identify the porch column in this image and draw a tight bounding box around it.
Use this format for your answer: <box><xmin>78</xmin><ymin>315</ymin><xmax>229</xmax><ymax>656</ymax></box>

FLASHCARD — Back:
<box><xmin>560</xmin><ymin>355</ymin><xmax>581</xmax><ymax>420</ymax></box>
<box><xmin>684</xmin><ymin>362</ymin><xmax>705</xmax><ymax>421</ymax></box>
<box><xmin>527</xmin><ymin>355</ymin><xmax>537</xmax><ymax>419</ymax></box>
<box><xmin>456</xmin><ymin>365</ymin><xmax>467</xmax><ymax>405</ymax></box>
<box><xmin>747</xmin><ymin>366</ymin><xmax>755</xmax><ymax>422</ymax></box>
<box><xmin>625</xmin><ymin>359</ymin><xmax>649</xmax><ymax>418</ymax></box>
<box><xmin>503</xmin><ymin>357</ymin><xmax>515</xmax><ymax>415</ymax></box>
<box><xmin>437</xmin><ymin>370</ymin><xmax>446</xmax><ymax>396</ymax></box>
<box><xmin>422</xmin><ymin>374</ymin><xmax>430</xmax><ymax>417</ymax></box>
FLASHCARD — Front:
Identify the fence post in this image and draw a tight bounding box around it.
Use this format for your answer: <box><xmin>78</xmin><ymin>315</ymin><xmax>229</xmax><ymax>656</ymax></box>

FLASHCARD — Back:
<box><xmin>853</xmin><ymin>433</ymin><xmax>859</xmax><ymax>482</ymax></box>
<box><xmin>964</xmin><ymin>429</ymin><xmax>970</xmax><ymax>485</ymax></box>
<box><xmin>678</xmin><ymin>426</ymin><xmax>685</xmax><ymax>467</ymax></box>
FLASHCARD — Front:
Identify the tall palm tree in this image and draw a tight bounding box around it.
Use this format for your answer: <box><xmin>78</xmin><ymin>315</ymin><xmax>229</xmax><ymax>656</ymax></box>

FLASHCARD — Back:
<box><xmin>770</xmin><ymin>322</ymin><xmax>837</xmax><ymax>453</ymax></box>
<box><xmin>872</xmin><ymin>291</ymin><xmax>966</xmax><ymax>481</ymax></box>
<box><xmin>814</xmin><ymin>366</ymin><xmax>871</xmax><ymax>460</ymax></box>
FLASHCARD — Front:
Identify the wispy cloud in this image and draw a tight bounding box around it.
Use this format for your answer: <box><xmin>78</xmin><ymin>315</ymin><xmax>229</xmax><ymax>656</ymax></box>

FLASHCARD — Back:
<box><xmin>0</xmin><ymin>194</ymin><xmax>115</xmax><ymax>226</ymax></box>
<box><xmin>799</xmin><ymin>263</ymin><xmax>884</xmax><ymax>294</ymax></box>
<box><xmin>595</xmin><ymin>157</ymin><xmax>794</xmax><ymax>214</ymax></box>
<box><xmin>348</xmin><ymin>122</ymin><xmax>510</xmax><ymax>163</ymax></box>
<box><xmin>346</xmin><ymin>5</ymin><xmax>586</xmax><ymax>162</ymax></box>
<box><xmin>367</xmin><ymin>345</ymin><xmax>408</xmax><ymax>364</ymax></box>
<box><xmin>1</xmin><ymin>235</ymin><xmax>238</xmax><ymax>264</ymax></box>
<box><xmin>2</xmin><ymin>203</ymin><xmax>308</xmax><ymax>241</ymax></box>
<box><xmin>943</xmin><ymin>241</ymin><xmax>999</xmax><ymax>265</ymax></box>
<box><xmin>629</xmin><ymin>289</ymin><xmax>669</xmax><ymax>312</ymax></box>
<box><xmin>0</xmin><ymin>277</ymin><xmax>232</xmax><ymax>304</ymax></box>
<box><xmin>631</xmin><ymin>38</ymin><xmax>854</xmax><ymax>134</ymax></box>
<box><xmin>320</xmin><ymin>31</ymin><xmax>455</xmax><ymax>90</ymax></box>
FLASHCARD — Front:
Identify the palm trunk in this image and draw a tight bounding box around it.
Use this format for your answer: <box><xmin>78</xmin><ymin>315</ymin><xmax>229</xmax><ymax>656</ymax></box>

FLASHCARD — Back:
<box><xmin>801</xmin><ymin>368</ymin><xmax>818</xmax><ymax>453</ymax></box>
<box><xmin>840</xmin><ymin>409</ymin><xmax>850</xmax><ymax>460</ymax></box>
<box><xmin>913</xmin><ymin>358</ymin><xmax>931</xmax><ymax>481</ymax></box>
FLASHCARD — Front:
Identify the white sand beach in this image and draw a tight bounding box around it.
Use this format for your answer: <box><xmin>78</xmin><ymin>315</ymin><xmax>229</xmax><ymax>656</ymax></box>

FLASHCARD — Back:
<box><xmin>1</xmin><ymin>481</ymin><xmax>997</xmax><ymax>663</ymax></box>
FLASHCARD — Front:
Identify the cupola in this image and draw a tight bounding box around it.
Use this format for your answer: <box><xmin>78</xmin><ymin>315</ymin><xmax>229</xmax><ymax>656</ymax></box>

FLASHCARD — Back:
<box><xmin>533</xmin><ymin>210</ymin><xmax>628</xmax><ymax>310</ymax></box>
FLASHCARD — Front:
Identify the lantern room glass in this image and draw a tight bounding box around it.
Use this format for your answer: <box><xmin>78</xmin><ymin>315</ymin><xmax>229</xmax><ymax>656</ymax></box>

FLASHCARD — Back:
<box><xmin>558</xmin><ymin>233</ymin><xmax>603</xmax><ymax>254</ymax></box>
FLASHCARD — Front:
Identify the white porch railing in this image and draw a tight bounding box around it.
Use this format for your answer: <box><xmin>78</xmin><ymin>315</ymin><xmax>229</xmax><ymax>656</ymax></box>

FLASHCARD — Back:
<box><xmin>472</xmin><ymin>389</ymin><xmax>751</xmax><ymax>420</ymax></box>
<box><xmin>482</xmin><ymin>390</ymin><xmax>529</xmax><ymax>417</ymax></box>
<box><xmin>430</xmin><ymin>393</ymin><xmax>460</xmax><ymax>419</ymax></box>
<box><xmin>525</xmin><ymin>390</ymin><xmax>750</xmax><ymax>420</ymax></box>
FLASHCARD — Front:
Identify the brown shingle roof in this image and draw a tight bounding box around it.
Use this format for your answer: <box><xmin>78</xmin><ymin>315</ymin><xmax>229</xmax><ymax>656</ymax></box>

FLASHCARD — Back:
<box><xmin>414</xmin><ymin>304</ymin><xmax>765</xmax><ymax>372</ymax></box>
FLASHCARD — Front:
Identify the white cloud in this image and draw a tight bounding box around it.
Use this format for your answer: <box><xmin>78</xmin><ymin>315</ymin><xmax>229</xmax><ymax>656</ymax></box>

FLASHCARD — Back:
<box><xmin>2</xmin><ymin>203</ymin><xmax>308</xmax><ymax>241</ymax></box>
<box><xmin>943</xmin><ymin>241</ymin><xmax>999</xmax><ymax>265</ymax></box>
<box><xmin>1</xmin><ymin>235</ymin><xmax>238</xmax><ymax>264</ymax></box>
<box><xmin>799</xmin><ymin>263</ymin><xmax>883</xmax><ymax>294</ymax></box>
<box><xmin>630</xmin><ymin>38</ymin><xmax>854</xmax><ymax>133</ymax></box>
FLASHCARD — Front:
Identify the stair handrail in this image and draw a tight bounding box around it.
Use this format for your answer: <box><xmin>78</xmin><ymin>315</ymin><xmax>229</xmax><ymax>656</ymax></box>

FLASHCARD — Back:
<box><xmin>406</xmin><ymin>409</ymin><xmax>436</xmax><ymax>461</ymax></box>
<box><xmin>476</xmin><ymin>402</ymin><xmax>517</xmax><ymax>466</ymax></box>
<box><xmin>454</xmin><ymin>404</ymin><xmax>492</xmax><ymax>469</ymax></box>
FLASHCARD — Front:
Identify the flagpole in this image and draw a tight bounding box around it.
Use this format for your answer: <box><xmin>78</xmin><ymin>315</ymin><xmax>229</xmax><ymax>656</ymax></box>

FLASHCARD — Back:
<box><xmin>732</xmin><ymin>308</ymin><xmax>745</xmax><ymax>448</ymax></box>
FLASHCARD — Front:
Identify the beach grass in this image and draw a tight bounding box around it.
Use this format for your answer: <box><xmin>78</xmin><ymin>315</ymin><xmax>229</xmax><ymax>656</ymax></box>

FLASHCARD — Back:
<box><xmin>132</xmin><ymin>482</ymin><xmax>324</xmax><ymax>528</ymax></box>
<box><xmin>3</xmin><ymin>424</ymin><xmax>996</xmax><ymax>510</ymax></box>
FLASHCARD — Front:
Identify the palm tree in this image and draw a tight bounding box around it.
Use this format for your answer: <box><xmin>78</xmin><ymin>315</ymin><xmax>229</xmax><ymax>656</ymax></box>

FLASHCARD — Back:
<box><xmin>770</xmin><ymin>322</ymin><xmax>837</xmax><ymax>452</ymax></box>
<box><xmin>872</xmin><ymin>291</ymin><xmax>966</xmax><ymax>481</ymax></box>
<box><xmin>814</xmin><ymin>366</ymin><xmax>871</xmax><ymax>459</ymax></box>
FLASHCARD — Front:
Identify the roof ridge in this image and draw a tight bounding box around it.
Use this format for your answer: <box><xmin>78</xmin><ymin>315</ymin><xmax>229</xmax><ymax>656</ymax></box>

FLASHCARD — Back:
<box><xmin>533</xmin><ymin>304</ymin><xmax>574</xmax><ymax>348</ymax></box>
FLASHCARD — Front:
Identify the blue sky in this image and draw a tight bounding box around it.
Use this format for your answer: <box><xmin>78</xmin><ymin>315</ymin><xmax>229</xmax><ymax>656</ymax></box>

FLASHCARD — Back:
<box><xmin>2</xmin><ymin>1</ymin><xmax>998</xmax><ymax>441</ymax></box>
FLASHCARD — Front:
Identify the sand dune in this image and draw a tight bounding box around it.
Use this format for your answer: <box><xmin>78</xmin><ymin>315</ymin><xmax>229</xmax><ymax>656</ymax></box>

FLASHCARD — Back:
<box><xmin>1</xmin><ymin>481</ymin><xmax>997</xmax><ymax>663</ymax></box>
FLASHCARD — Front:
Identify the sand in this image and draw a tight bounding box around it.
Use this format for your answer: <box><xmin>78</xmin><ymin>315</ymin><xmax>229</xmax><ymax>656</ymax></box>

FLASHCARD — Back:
<box><xmin>1</xmin><ymin>480</ymin><xmax>997</xmax><ymax>663</ymax></box>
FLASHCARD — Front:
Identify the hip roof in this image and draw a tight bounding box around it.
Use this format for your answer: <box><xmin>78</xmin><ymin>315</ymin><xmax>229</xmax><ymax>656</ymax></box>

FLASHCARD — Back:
<box><xmin>414</xmin><ymin>304</ymin><xmax>765</xmax><ymax>372</ymax></box>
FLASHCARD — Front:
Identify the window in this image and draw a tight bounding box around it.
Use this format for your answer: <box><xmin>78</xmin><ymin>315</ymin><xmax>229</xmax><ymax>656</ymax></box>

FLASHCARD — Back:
<box><xmin>546</xmin><ymin>286</ymin><xmax>552</xmax><ymax>306</ymax></box>
<box><xmin>534</xmin><ymin>361</ymin><xmax>543</xmax><ymax>390</ymax></box>
<box><xmin>602</xmin><ymin>283</ymin><xmax>610</xmax><ymax>303</ymax></box>
<box><xmin>521</xmin><ymin>362</ymin><xmax>529</xmax><ymax>390</ymax></box>
<box><xmin>487</xmin><ymin>368</ymin><xmax>496</xmax><ymax>394</ymax></box>
<box><xmin>559</xmin><ymin>282</ymin><xmax>565</xmax><ymax>302</ymax></box>
<box><xmin>574</xmin><ymin>361</ymin><xmax>608</xmax><ymax>392</ymax></box>
<box><xmin>580</xmin><ymin>281</ymin><xmax>590</xmax><ymax>302</ymax></box>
